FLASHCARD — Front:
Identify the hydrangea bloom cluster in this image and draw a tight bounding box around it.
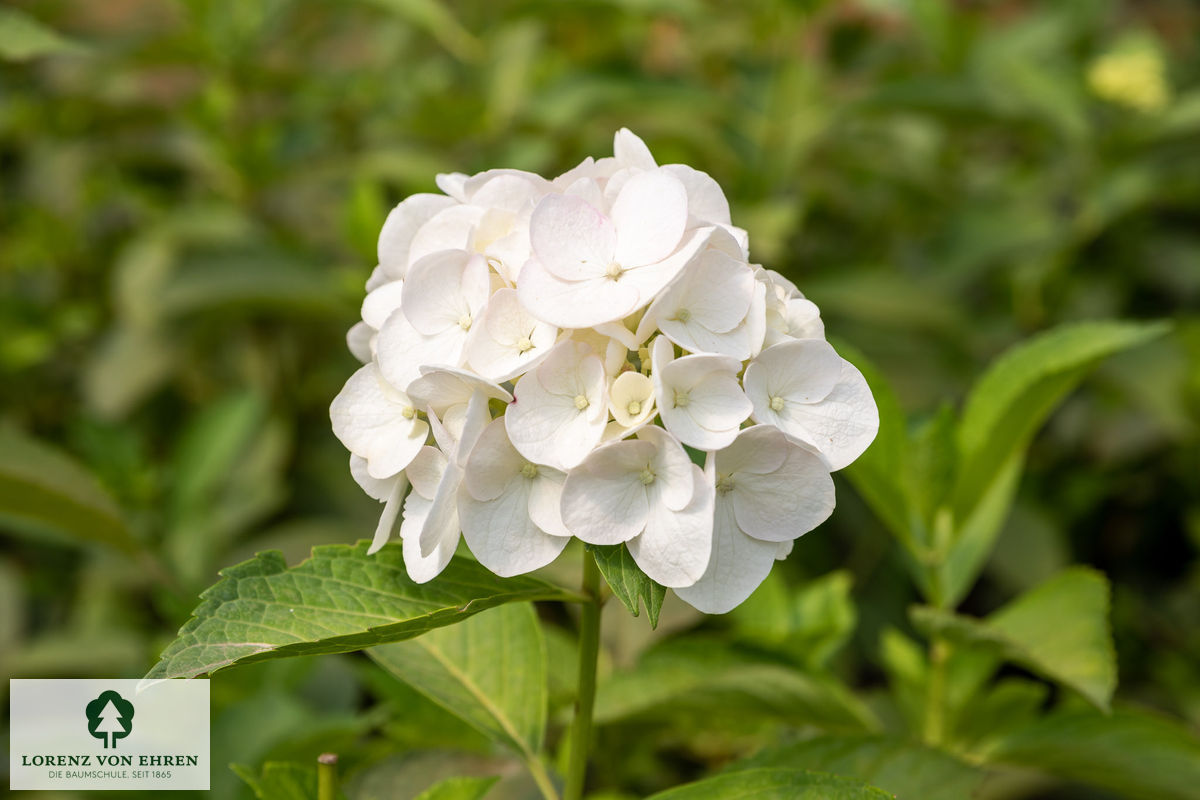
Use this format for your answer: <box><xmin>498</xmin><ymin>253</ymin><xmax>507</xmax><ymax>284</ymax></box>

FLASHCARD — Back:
<box><xmin>331</xmin><ymin>130</ymin><xmax>878</xmax><ymax>613</ymax></box>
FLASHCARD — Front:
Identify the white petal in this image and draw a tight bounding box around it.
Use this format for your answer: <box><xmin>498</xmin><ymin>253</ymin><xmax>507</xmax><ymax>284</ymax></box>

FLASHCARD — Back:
<box><xmin>378</xmin><ymin>194</ymin><xmax>457</xmax><ymax>279</ymax></box>
<box><xmin>346</xmin><ymin>321</ymin><xmax>374</xmax><ymax>364</ymax></box>
<box><xmin>529</xmin><ymin>194</ymin><xmax>616</xmax><ymax>281</ymax></box>
<box><xmin>616</xmin><ymin>226</ymin><xmax>713</xmax><ymax>311</ymax></box>
<box><xmin>365</xmin><ymin>265</ymin><xmax>389</xmax><ymax>292</ymax></box>
<box><xmin>629</xmin><ymin>463</ymin><xmax>714</xmax><ymax>588</ymax></box>
<box><xmin>730</xmin><ymin>442</ymin><xmax>835</xmax><ymax>542</ymax></box>
<box><xmin>462</xmin><ymin>418</ymin><xmax>523</xmax><ymax>502</ymax></box>
<box><xmin>774</xmin><ymin>360</ymin><xmax>879</xmax><ymax>472</ymax></box>
<box><xmin>350</xmin><ymin>454</ymin><xmax>396</xmax><ymax>501</ymax></box>
<box><xmin>516</xmin><ymin>257</ymin><xmax>641</xmax><ymax>328</ymax></box>
<box><xmin>560</xmin><ymin>439</ymin><xmax>656</xmax><ymax>544</ymax></box>
<box><xmin>419</xmin><ymin>461</ymin><xmax>463</xmax><ymax>557</ymax></box>
<box><xmin>714</xmin><ymin>424</ymin><xmax>791</xmax><ymax>476</ymax></box>
<box><xmin>609</xmin><ymin>371</ymin><xmax>656</xmax><ymax>428</ymax></box>
<box><xmin>744</xmin><ymin>339</ymin><xmax>842</xmax><ymax>408</ymax></box>
<box><xmin>376</xmin><ymin>311</ymin><xmax>466</xmax><ymax>392</ymax></box>
<box><xmin>368</xmin><ymin>474</ymin><xmax>408</xmax><ymax>555</ymax></box>
<box><xmin>656</xmin><ymin>248</ymin><xmax>754</xmax><ymax>334</ymax></box>
<box><xmin>408</xmin><ymin>205</ymin><xmax>486</xmax><ymax>265</ymax></box>
<box><xmin>406</xmin><ymin>366</ymin><xmax>512</xmax><ymax>416</ymax></box>
<box><xmin>528</xmin><ymin>468</ymin><xmax>571</xmax><ymax>537</ymax></box>
<box><xmin>330</xmin><ymin>364</ymin><xmax>428</xmax><ymax>479</ymax></box>
<box><xmin>636</xmin><ymin>425</ymin><xmax>695</xmax><ymax>512</ymax></box>
<box><xmin>402</xmin><ymin>250</ymin><xmax>490</xmax><ymax>336</ymax></box>
<box><xmin>466</xmin><ymin>288</ymin><xmax>557</xmax><ymax>382</ymax></box>
<box><xmin>613</xmin><ymin>128</ymin><xmax>657</xmax><ymax>170</ymax></box>
<box><xmin>610</xmin><ymin>170</ymin><xmax>687</xmax><ymax>267</ymax></box>
<box><xmin>661</xmin><ymin>164</ymin><xmax>731</xmax><ymax>226</ymax></box>
<box><xmin>361</xmin><ymin>280</ymin><xmax>407</xmax><ymax>330</ymax></box>
<box><xmin>435</xmin><ymin>172</ymin><xmax>469</xmax><ymax>201</ymax></box>
<box><xmin>459</xmin><ymin>481</ymin><xmax>568</xmax><ymax>577</ymax></box>
<box><xmin>467</xmin><ymin>170</ymin><xmax>548</xmax><ymax>213</ymax></box>
<box><xmin>674</xmin><ymin>495</ymin><xmax>779</xmax><ymax>614</ymax></box>
<box><xmin>405</xmin><ymin>445</ymin><xmax>447</xmax><ymax>499</ymax></box>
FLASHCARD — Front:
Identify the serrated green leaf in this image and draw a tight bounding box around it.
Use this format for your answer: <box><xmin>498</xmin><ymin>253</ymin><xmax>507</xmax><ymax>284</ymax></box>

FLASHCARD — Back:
<box><xmin>587</xmin><ymin>543</ymin><xmax>666</xmax><ymax>627</ymax></box>
<box><xmin>646</xmin><ymin>768</ymin><xmax>893</xmax><ymax>799</ymax></box>
<box><xmin>730</xmin><ymin>735</ymin><xmax>982</xmax><ymax>800</ymax></box>
<box><xmin>0</xmin><ymin>426</ymin><xmax>138</xmax><ymax>554</ymax></box>
<box><xmin>0</xmin><ymin>9</ymin><xmax>85</xmax><ymax>61</ymax></box>
<box><xmin>986</xmin><ymin>708</ymin><xmax>1200</xmax><ymax>800</ymax></box>
<box><xmin>595</xmin><ymin>638</ymin><xmax>878</xmax><ymax>733</ymax></box>
<box><xmin>145</xmin><ymin>542</ymin><xmax>574</xmax><ymax>680</ymax></box>
<box><xmin>369</xmin><ymin>603</ymin><xmax>548</xmax><ymax>758</ymax></box>
<box><xmin>413</xmin><ymin>775</ymin><xmax>499</xmax><ymax>800</ymax></box>
<box><xmin>954</xmin><ymin>320</ymin><xmax>1169</xmax><ymax>518</ymax></box>
<box><xmin>911</xmin><ymin>567</ymin><xmax>1115</xmax><ymax>710</ymax></box>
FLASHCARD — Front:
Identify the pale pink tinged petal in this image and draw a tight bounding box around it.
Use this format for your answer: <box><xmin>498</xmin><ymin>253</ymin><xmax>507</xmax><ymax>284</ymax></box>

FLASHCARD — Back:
<box><xmin>329</xmin><ymin>364</ymin><xmax>428</xmax><ymax>479</ymax></box>
<box><xmin>365</xmin><ymin>265</ymin><xmax>389</xmax><ymax>292</ymax></box>
<box><xmin>368</xmin><ymin>473</ymin><xmax>408</xmax><ymax>555</ymax></box>
<box><xmin>435</xmin><ymin>172</ymin><xmax>469</xmax><ymax>201</ymax></box>
<box><xmin>528</xmin><ymin>468</ymin><xmax>572</xmax><ymax>537</ymax></box>
<box><xmin>460</xmin><ymin>482</ymin><xmax>568</xmax><ymax>576</ymax></box>
<box><xmin>636</xmin><ymin>426</ymin><xmax>694</xmax><ymax>511</ymax></box>
<box><xmin>630</xmin><ymin>464</ymin><xmax>714</xmax><ymax>588</ymax></box>
<box><xmin>378</xmin><ymin>194</ymin><xmax>457</xmax><ymax>279</ymax></box>
<box><xmin>562</xmin><ymin>176</ymin><xmax>605</xmax><ymax>209</ymax></box>
<box><xmin>406</xmin><ymin>446</ymin><xmax>448</xmax><ymax>500</ymax></box>
<box><xmin>361</xmin><ymin>280</ymin><xmax>407</xmax><ymax>330</ymax></box>
<box><xmin>661</xmin><ymin>164</ymin><xmax>731</xmax><ymax>225</ymax></box>
<box><xmin>674</xmin><ymin>496</ymin><xmax>780</xmax><ymax>614</ymax></box>
<box><xmin>530</xmin><ymin>194</ymin><xmax>616</xmax><ymax>281</ymax></box>
<box><xmin>346</xmin><ymin>321</ymin><xmax>373</xmax><ymax>364</ymax></box>
<box><xmin>613</xmin><ymin>128</ymin><xmax>658</xmax><ymax>170</ymax></box>
<box><xmin>350</xmin><ymin>454</ymin><xmax>397</xmax><ymax>501</ymax></box>
<box><xmin>376</xmin><ymin>312</ymin><xmax>465</xmax><ymax>392</ymax></box>
<box><xmin>610</xmin><ymin>170</ymin><xmax>688</xmax><ymax>267</ymax></box>
<box><xmin>402</xmin><ymin>250</ymin><xmax>478</xmax><ymax>335</ymax></box>
<box><xmin>407</xmin><ymin>205</ymin><xmax>486</xmax><ymax>265</ymax></box>
<box><xmin>776</xmin><ymin>360</ymin><xmax>879</xmax><ymax>472</ymax></box>
<box><xmin>419</xmin><ymin>461</ymin><xmax>463</xmax><ymax>556</ymax></box>
<box><xmin>407</xmin><ymin>366</ymin><xmax>512</xmax><ymax>415</ymax></box>
<box><xmin>462</xmin><ymin>418</ymin><xmax>522</xmax><ymax>502</ymax></box>
<box><xmin>516</xmin><ymin>258</ymin><xmax>640</xmax><ymax>328</ymax></box>
<box><xmin>560</xmin><ymin>439</ymin><xmax>656</xmax><ymax>544</ymax></box>
<box><xmin>731</xmin><ymin>443</ymin><xmax>835</xmax><ymax>542</ymax></box>
<box><xmin>714</xmin><ymin>424</ymin><xmax>790</xmax><ymax>476</ymax></box>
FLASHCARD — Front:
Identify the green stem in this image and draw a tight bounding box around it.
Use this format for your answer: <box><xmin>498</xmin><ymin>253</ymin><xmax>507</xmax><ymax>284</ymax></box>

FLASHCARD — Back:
<box><xmin>317</xmin><ymin>753</ymin><xmax>337</xmax><ymax>800</ymax></box>
<box><xmin>564</xmin><ymin>552</ymin><xmax>602</xmax><ymax>800</ymax></box>
<box><xmin>923</xmin><ymin>636</ymin><xmax>949</xmax><ymax>747</ymax></box>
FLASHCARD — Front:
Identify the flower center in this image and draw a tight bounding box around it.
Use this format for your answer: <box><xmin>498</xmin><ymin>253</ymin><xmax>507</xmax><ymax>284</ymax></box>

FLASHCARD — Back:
<box><xmin>457</xmin><ymin>313</ymin><xmax>472</xmax><ymax>331</ymax></box>
<box><xmin>715</xmin><ymin>474</ymin><xmax>735</xmax><ymax>495</ymax></box>
<box><xmin>605</xmin><ymin>262</ymin><xmax>624</xmax><ymax>280</ymax></box>
<box><xmin>574</xmin><ymin>394</ymin><xmax>590</xmax><ymax>411</ymax></box>
<box><xmin>675</xmin><ymin>308</ymin><xmax>691</xmax><ymax>322</ymax></box>
<box><xmin>627</xmin><ymin>400</ymin><xmax>641</xmax><ymax>416</ymax></box>
<box><xmin>769</xmin><ymin>395</ymin><xmax>785</xmax><ymax>412</ymax></box>
<box><xmin>401</xmin><ymin>406</ymin><xmax>417</xmax><ymax>420</ymax></box>
<box><xmin>673</xmin><ymin>389</ymin><xmax>691</xmax><ymax>408</ymax></box>
<box><xmin>516</xmin><ymin>336</ymin><xmax>534</xmax><ymax>353</ymax></box>
<box><xmin>638</xmin><ymin>467</ymin><xmax>656</xmax><ymax>485</ymax></box>
<box><xmin>521</xmin><ymin>462</ymin><xmax>539</xmax><ymax>479</ymax></box>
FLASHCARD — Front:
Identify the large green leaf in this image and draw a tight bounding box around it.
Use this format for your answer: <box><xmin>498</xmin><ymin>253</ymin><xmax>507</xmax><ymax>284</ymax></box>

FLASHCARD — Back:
<box><xmin>731</xmin><ymin>570</ymin><xmax>857</xmax><ymax>669</ymax></box>
<box><xmin>413</xmin><ymin>776</ymin><xmax>499</xmax><ymax>800</ymax></box>
<box><xmin>646</xmin><ymin>768</ymin><xmax>893</xmax><ymax>799</ymax></box>
<box><xmin>145</xmin><ymin>542</ymin><xmax>574</xmax><ymax>680</ymax></box>
<box><xmin>0</xmin><ymin>426</ymin><xmax>138</xmax><ymax>554</ymax></box>
<box><xmin>587</xmin><ymin>543</ymin><xmax>666</xmax><ymax>627</ymax></box>
<box><xmin>985</xmin><ymin>709</ymin><xmax>1200</xmax><ymax>800</ymax></box>
<box><xmin>369</xmin><ymin>603</ymin><xmax>548</xmax><ymax>758</ymax></box>
<box><xmin>731</xmin><ymin>735</ymin><xmax>982</xmax><ymax>800</ymax></box>
<box><xmin>911</xmin><ymin>567</ymin><xmax>1115</xmax><ymax>710</ymax></box>
<box><xmin>594</xmin><ymin>639</ymin><xmax>878</xmax><ymax>733</ymax></box>
<box><xmin>232</xmin><ymin>761</ymin><xmax>316</xmax><ymax>800</ymax></box>
<box><xmin>953</xmin><ymin>320</ymin><xmax>1169</xmax><ymax>518</ymax></box>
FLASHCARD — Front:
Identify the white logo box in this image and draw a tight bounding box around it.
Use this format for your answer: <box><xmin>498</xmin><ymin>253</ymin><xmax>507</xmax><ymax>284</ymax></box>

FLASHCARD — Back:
<box><xmin>10</xmin><ymin>679</ymin><xmax>209</xmax><ymax>791</ymax></box>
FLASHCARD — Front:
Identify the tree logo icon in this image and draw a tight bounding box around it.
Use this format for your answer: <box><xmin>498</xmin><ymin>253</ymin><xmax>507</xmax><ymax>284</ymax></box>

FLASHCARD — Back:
<box><xmin>85</xmin><ymin>690</ymin><xmax>134</xmax><ymax>749</ymax></box>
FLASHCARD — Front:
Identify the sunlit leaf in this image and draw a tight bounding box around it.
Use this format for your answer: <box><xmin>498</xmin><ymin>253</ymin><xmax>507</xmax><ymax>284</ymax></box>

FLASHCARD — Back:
<box><xmin>646</xmin><ymin>768</ymin><xmax>892</xmax><ymax>799</ymax></box>
<box><xmin>414</xmin><ymin>776</ymin><xmax>499</xmax><ymax>800</ymax></box>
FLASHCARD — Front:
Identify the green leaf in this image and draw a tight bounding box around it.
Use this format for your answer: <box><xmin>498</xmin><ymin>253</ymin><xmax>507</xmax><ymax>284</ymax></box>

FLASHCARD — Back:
<box><xmin>369</xmin><ymin>603</ymin><xmax>548</xmax><ymax>758</ymax></box>
<box><xmin>145</xmin><ymin>542</ymin><xmax>574</xmax><ymax>680</ymax></box>
<box><xmin>731</xmin><ymin>571</ymin><xmax>857</xmax><ymax>669</ymax></box>
<box><xmin>646</xmin><ymin>768</ymin><xmax>893</xmax><ymax>799</ymax></box>
<box><xmin>911</xmin><ymin>567</ymin><xmax>1115</xmax><ymax>710</ymax></box>
<box><xmin>414</xmin><ymin>776</ymin><xmax>500</xmax><ymax>800</ymax></box>
<box><xmin>0</xmin><ymin>9</ymin><xmax>85</xmax><ymax>61</ymax></box>
<box><xmin>232</xmin><ymin>761</ymin><xmax>316</xmax><ymax>800</ymax></box>
<box><xmin>731</xmin><ymin>735</ymin><xmax>982</xmax><ymax>800</ymax></box>
<box><xmin>954</xmin><ymin>320</ymin><xmax>1169</xmax><ymax>518</ymax></box>
<box><xmin>587</xmin><ymin>543</ymin><xmax>666</xmax><ymax>627</ymax></box>
<box><xmin>595</xmin><ymin>639</ymin><xmax>878</xmax><ymax>733</ymax></box>
<box><xmin>986</xmin><ymin>708</ymin><xmax>1200</xmax><ymax>800</ymax></box>
<box><xmin>0</xmin><ymin>426</ymin><xmax>138</xmax><ymax>554</ymax></box>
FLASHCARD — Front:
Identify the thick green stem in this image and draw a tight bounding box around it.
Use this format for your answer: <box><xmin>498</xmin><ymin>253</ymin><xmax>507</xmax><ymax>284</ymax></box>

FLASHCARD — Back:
<box><xmin>923</xmin><ymin>637</ymin><xmax>950</xmax><ymax>747</ymax></box>
<box><xmin>317</xmin><ymin>753</ymin><xmax>337</xmax><ymax>800</ymax></box>
<box><xmin>564</xmin><ymin>552</ymin><xmax>602</xmax><ymax>800</ymax></box>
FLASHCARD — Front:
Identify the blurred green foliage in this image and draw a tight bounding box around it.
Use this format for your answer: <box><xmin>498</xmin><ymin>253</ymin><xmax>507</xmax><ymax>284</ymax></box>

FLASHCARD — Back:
<box><xmin>2</xmin><ymin>0</ymin><xmax>1199</xmax><ymax>798</ymax></box>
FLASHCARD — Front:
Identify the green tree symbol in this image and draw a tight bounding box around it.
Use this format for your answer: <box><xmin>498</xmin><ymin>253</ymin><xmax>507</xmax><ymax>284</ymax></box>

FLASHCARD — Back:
<box><xmin>86</xmin><ymin>690</ymin><xmax>134</xmax><ymax>749</ymax></box>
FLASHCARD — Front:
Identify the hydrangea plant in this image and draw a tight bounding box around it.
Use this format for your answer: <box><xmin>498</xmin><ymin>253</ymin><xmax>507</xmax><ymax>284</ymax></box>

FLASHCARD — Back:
<box><xmin>330</xmin><ymin>129</ymin><xmax>879</xmax><ymax>614</ymax></box>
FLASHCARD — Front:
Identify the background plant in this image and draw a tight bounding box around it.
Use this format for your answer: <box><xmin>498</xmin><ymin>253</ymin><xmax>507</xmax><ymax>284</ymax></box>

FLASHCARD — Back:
<box><xmin>2</xmin><ymin>1</ymin><xmax>1199</xmax><ymax>798</ymax></box>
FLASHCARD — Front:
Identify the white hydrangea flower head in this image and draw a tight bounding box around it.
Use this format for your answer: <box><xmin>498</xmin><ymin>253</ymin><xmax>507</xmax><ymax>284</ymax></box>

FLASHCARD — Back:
<box><xmin>331</xmin><ymin>128</ymin><xmax>879</xmax><ymax>609</ymax></box>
